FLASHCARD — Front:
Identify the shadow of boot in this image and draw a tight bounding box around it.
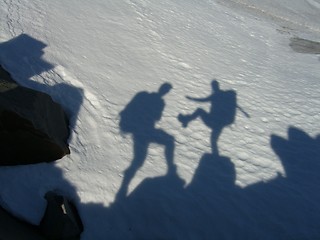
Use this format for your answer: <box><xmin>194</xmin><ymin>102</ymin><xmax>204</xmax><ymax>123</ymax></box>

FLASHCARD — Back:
<box><xmin>178</xmin><ymin>114</ymin><xmax>190</xmax><ymax>128</ymax></box>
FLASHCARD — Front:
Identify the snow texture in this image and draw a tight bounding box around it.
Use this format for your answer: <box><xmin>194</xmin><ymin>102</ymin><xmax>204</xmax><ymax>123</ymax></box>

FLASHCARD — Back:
<box><xmin>0</xmin><ymin>0</ymin><xmax>320</xmax><ymax>239</ymax></box>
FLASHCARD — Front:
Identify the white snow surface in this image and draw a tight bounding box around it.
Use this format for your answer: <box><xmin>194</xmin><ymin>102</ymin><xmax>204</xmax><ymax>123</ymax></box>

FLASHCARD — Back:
<box><xmin>0</xmin><ymin>0</ymin><xmax>320</xmax><ymax>239</ymax></box>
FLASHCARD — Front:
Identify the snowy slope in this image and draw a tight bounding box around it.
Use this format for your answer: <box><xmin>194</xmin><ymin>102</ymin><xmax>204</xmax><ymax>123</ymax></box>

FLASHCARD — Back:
<box><xmin>0</xmin><ymin>0</ymin><xmax>320</xmax><ymax>239</ymax></box>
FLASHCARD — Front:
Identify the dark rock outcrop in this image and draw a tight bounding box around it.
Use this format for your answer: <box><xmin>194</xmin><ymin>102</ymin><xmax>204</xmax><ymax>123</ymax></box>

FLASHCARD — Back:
<box><xmin>40</xmin><ymin>192</ymin><xmax>83</xmax><ymax>240</ymax></box>
<box><xmin>0</xmin><ymin>65</ymin><xmax>70</xmax><ymax>165</ymax></box>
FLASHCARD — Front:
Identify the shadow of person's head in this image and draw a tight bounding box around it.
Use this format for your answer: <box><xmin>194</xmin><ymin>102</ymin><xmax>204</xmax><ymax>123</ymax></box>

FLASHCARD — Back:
<box><xmin>211</xmin><ymin>80</ymin><xmax>220</xmax><ymax>92</ymax></box>
<box><xmin>158</xmin><ymin>83</ymin><xmax>172</xmax><ymax>97</ymax></box>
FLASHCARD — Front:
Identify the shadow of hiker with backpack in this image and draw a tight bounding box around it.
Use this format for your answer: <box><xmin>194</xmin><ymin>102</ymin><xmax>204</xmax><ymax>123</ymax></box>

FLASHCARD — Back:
<box><xmin>116</xmin><ymin>83</ymin><xmax>177</xmax><ymax>200</ymax></box>
<box><xmin>178</xmin><ymin>80</ymin><xmax>249</xmax><ymax>155</ymax></box>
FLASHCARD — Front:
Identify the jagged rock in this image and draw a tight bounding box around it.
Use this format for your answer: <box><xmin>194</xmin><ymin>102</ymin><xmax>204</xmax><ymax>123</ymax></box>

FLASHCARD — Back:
<box><xmin>40</xmin><ymin>192</ymin><xmax>83</xmax><ymax>240</ymax></box>
<box><xmin>0</xmin><ymin>65</ymin><xmax>70</xmax><ymax>165</ymax></box>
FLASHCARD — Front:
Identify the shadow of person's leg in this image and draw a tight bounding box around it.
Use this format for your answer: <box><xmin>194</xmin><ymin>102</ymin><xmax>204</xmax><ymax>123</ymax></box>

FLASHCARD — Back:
<box><xmin>116</xmin><ymin>135</ymin><xmax>148</xmax><ymax>200</ymax></box>
<box><xmin>151</xmin><ymin>129</ymin><xmax>176</xmax><ymax>175</ymax></box>
<box><xmin>211</xmin><ymin>126</ymin><xmax>223</xmax><ymax>155</ymax></box>
<box><xmin>178</xmin><ymin>108</ymin><xmax>209</xmax><ymax>128</ymax></box>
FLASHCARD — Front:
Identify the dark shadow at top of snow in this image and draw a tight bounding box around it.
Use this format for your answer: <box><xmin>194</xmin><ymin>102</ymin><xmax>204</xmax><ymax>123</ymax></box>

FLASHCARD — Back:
<box><xmin>81</xmin><ymin>126</ymin><xmax>320</xmax><ymax>239</ymax></box>
<box><xmin>289</xmin><ymin>37</ymin><xmax>320</xmax><ymax>54</ymax></box>
<box><xmin>0</xmin><ymin>34</ymin><xmax>53</xmax><ymax>79</ymax></box>
<box><xmin>0</xmin><ymin>34</ymin><xmax>84</xmax><ymax>131</ymax></box>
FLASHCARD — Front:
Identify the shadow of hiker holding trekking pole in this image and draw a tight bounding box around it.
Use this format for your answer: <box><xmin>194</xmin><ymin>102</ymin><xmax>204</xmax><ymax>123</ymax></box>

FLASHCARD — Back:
<box><xmin>178</xmin><ymin>80</ymin><xmax>249</xmax><ymax>155</ymax></box>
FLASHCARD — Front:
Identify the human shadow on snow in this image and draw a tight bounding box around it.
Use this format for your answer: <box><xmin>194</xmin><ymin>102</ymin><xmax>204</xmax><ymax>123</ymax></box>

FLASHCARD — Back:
<box><xmin>178</xmin><ymin>80</ymin><xmax>249</xmax><ymax>154</ymax></box>
<box><xmin>86</xmin><ymin>81</ymin><xmax>320</xmax><ymax>239</ymax></box>
<box><xmin>116</xmin><ymin>83</ymin><xmax>178</xmax><ymax>200</ymax></box>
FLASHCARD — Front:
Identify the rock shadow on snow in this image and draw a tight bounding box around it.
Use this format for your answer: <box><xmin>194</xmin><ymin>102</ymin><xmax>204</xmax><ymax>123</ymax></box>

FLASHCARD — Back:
<box><xmin>242</xmin><ymin>127</ymin><xmax>320</xmax><ymax>239</ymax></box>
<box><xmin>96</xmin><ymin>153</ymin><xmax>241</xmax><ymax>239</ymax></box>
<box><xmin>0</xmin><ymin>35</ymin><xmax>86</xmax><ymax>237</ymax></box>
<box><xmin>90</xmin><ymin>112</ymin><xmax>320</xmax><ymax>240</ymax></box>
<box><xmin>0</xmin><ymin>38</ymin><xmax>73</xmax><ymax>164</ymax></box>
<box><xmin>0</xmin><ymin>34</ymin><xmax>84</xmax><ymax>131</ymax></box>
